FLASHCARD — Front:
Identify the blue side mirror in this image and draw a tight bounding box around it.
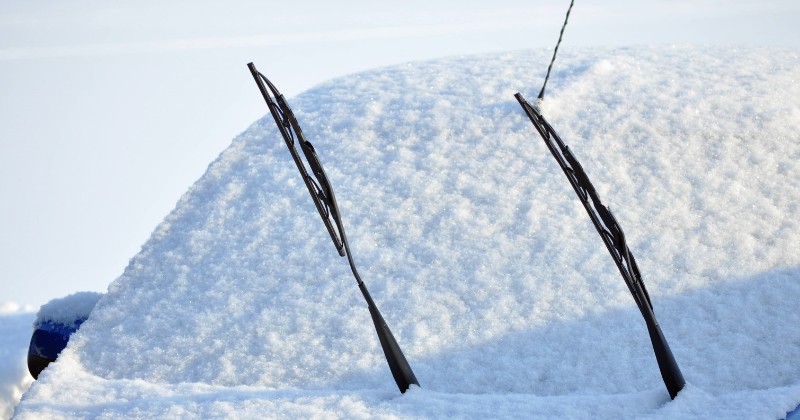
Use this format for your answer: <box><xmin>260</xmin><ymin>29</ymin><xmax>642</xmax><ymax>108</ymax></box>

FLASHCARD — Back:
<box><xmin>27</xmin><ymin>291</ymin><xmax>103</xmax><ymax>379</ymax></box>
<box><xmin>28</xmin><ymin>318</ymin><xmax>87</xmax><ymax>379</ymax></box>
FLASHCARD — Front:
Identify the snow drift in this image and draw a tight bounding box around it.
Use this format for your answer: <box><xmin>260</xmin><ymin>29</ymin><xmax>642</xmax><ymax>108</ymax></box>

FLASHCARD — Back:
<box><xmin>0</xmin><ymin>307</ymin><xmax>34</xmax><ymax>420</ymax></box>
<box><xmin>14</xmin><ymin>46</ymin><xmax>800</xmax><ymax>418</ymax></box>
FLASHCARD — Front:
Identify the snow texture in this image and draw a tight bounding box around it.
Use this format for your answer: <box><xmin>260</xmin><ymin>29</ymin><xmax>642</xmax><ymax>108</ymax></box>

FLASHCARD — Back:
<box><xmin>33</xmin><ymin>292</ymin><xmax>103</xmax><ymax>329</ymax></box>
<box><xmin>10</xmin><ymin>46</ymin><xmax>800</xmax><ymax>418</ymax></box>
<box><xmin>0</xmin><ymin>308</ymin><xmax>34</xmax><ymax>420</ymax></box>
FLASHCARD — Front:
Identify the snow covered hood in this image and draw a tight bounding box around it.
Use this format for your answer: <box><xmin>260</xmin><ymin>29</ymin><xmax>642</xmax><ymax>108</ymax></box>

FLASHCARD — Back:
<box><xmin>15</xmin><ymin>46</ymin><xmax>800</xmax><ymax>418</ymax></box>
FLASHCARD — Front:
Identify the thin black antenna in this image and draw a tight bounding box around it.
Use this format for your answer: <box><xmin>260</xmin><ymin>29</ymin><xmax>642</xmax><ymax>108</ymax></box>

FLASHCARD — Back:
<box><xmin>538</xmin><ymin>0</ymin><xmax>575</xmax><ymax>102</ymax></box>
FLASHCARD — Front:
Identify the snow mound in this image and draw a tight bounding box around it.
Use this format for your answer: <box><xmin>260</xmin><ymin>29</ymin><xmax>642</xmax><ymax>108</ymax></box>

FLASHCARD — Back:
<box><xmin>34</xmin><ymin>292</ymin><xmax>103</xmax><ymax>329</ymax></box>
<box><xmin>0</xmin><ymin>303</ymin><xmax>36</xmax><ymax>315</ymax></box>
<box><xmin>15</xmin><ymin>46</ymin><xmax>800</xmax><ymax>418</ymax></box>
<box><xmin>0</xmin><ymin>311</ymin><xmax>34</xmax><ymax>420</ymax></box>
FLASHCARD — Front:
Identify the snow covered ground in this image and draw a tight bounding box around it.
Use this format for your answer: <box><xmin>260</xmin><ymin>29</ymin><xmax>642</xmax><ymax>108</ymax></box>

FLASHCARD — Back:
<box><xmin>0</xmin><ymin>304</ymin><xmax>34</xmax><ymax>419</ymax></box>
<box><xmin>4</xmin><ymin>45</ymin><xmax>800</xmax><ymax>418</ymax></box>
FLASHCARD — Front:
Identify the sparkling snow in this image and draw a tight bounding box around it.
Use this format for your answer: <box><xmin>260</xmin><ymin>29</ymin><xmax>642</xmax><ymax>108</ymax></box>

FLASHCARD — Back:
<box><xmin>33</xmin><ymin>293</ymin><xmax>103</xmax><ymax>329</ymax></box>
<box><xmin>5</xmin><ymin>45</ymin><xmax>800</xmax><ymax>418</ymax></box>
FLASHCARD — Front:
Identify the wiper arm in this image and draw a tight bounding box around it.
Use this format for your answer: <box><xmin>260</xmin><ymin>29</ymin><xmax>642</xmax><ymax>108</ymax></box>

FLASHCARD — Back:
<box><xmin>515</xmin><ymin>92</ymin><xmax>685</xmax><ymax>399</ymax></box>
<box><xmin>248</xmin><ymin>62</ymin><xmax>419</xmax><ymax>393</ymax></box>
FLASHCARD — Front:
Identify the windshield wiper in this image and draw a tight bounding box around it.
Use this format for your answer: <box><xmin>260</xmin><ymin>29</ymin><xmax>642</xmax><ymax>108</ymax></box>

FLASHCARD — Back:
<box><xmin>248</xmin><ymin>62</ymin><xmax>419</xmax><ymax>393</ymax></box>
<box><xmin>515</xmin><ymin>92</ymin><xmax>685</xmax><ymax>399</ymax></box>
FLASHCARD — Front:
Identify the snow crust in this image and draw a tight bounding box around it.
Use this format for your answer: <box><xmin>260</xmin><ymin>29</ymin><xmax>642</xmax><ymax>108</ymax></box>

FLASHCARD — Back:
<box><xmin>33</xmin><ymin>292</ymin><xmax>103</xmax><ymax>329</ymax></box>
<box><xmin>12</xmin><ymin>46</ymin><xmax>800</xmax><ymax>418</ymax></box>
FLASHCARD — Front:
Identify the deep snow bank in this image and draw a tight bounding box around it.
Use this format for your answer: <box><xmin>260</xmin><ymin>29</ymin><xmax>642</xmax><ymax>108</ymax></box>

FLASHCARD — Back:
<box><xmin>14</xmin><ymin>46</ymin><xmax>800</xmax><ymax>418</ymax></box>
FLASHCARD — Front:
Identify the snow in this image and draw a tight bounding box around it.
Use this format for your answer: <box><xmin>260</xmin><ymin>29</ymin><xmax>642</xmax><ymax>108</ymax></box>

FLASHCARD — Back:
<box><xmin>3</xmin><ymin>45</ymin><xmax>800</xmax><ymax>418</ymax></box>
<box><xmin>0</xmin><ymin>306</ymin><xmax>34</xmax><ymax>420</ymax></box>
<box><xmin>33</xmin><ymin>292</ymin><xmax>103</xmax><ymax>329</ymax></box>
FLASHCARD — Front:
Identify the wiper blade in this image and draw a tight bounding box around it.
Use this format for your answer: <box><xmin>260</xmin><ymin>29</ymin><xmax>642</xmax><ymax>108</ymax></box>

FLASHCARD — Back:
<box><xmin>249</xmin><ymin>65</ymin><xmax>344</xmax><ymax>256</ymax></box>
<box><xmin>515</xmin><ymin>92</ymin><xmax>685</xmax><ymax>399</ymax></box>
<box><xmin>248</xmin><ymin>62</ymin><xmax>419</xmax><ymax>393</ymax></box>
